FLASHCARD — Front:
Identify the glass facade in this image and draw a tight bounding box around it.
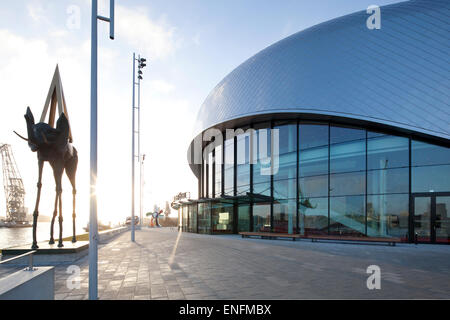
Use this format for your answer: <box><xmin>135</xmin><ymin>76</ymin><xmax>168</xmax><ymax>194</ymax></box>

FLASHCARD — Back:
<box><xmin>187</xmin><ymin>121</ymin><xmax>450</xmax><ymax>242</ymax></box>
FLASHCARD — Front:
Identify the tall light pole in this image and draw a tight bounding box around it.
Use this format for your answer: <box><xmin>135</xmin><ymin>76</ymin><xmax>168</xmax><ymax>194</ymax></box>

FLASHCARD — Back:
<box><xmin>132</xmin><ymin>54</ymin><xmax>147</xmax><ymax>241</ymax></box>
<box><xmin>90</xmin><ymin>0</ymin><xmax>114</xmax><ymax>300</ymax></box>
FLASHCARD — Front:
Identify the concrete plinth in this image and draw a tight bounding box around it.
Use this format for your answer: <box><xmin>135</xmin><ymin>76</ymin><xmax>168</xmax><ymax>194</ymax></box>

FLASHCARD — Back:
<box><xmin>0</xmin><ymin>267</ymin><xmax>54</xmax><ymax>300</ymax></box>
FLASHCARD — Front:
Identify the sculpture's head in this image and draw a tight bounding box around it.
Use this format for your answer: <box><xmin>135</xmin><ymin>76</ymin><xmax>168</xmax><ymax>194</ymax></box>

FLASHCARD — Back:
<box><xmin>14</xmin><ymin>107</ymin><xmax>70</xmax><ymax>152</ymax></box>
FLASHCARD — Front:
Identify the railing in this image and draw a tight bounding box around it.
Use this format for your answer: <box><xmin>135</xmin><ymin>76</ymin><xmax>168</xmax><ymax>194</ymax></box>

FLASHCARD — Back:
<box><xmin>0</xmin><ymin>250</ymin><xmax>36</xmax><ymax>271</ymax></box>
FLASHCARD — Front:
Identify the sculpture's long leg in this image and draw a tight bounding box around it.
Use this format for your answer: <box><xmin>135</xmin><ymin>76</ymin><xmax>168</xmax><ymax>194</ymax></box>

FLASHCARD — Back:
<box><xmin>51</xmin><ymin>162</ymin><xmax>64</xmax><ymax>248</ymax></box>
<box><xmin>31</xmin><ymin>159</ymin><xmax>44</xmax><ymax>249</ymax></box>
<box><xmin>65</xmin><ymin>148</ymin><xmax>78</xmax><ymax>243</ymax></box>
<box><xmin>49</xmin><ymin>193</ymin><xmax>59</xmax><ymax>245</ymax></box>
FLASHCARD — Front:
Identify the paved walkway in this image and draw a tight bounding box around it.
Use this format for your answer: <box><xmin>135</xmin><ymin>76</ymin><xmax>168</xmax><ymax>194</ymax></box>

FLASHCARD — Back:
<box><xmin>53</xmin><ymin>228</ymin><xmax>450</xmax><ymax>300</ymax></box>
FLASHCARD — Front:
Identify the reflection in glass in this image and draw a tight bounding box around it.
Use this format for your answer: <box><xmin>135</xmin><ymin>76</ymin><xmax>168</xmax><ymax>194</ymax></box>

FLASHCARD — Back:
<box><xmin>238</xmin><ymin>205</ymin><xmax>250</xmax><ymax>232</ymax></box>
<box><xmin>414</xmin><ymin>197</ymin><xmax>431</xmax><ymax>242</ymax></box>
<box><xmin>367</xmin><ymin>134</ymin><xmax>409</xmax><ymax>169</ymax></box>
<box><xmin>215</xmin><ymin>145</ymin><xmax>222</xmax><ymax>197</ymax></box>
<box><xmin>273</xmin><ymin>123</ymin><xmax>297</xmax><ymax>181</ymax></box>
<box><xmin>253</xmin><ymin>182</ymin><xmax>271</xmax><ymax>197</ymax></box>
<box><xmin>211</xmin><ymin>203</ymin><xmax>233</xmax><ymax>234</ymax></box>
<box><xmin>436</xmin><ymin>197</ymin><xmax>450</xmax><ymax>244</ymax></box>
<box><xmin>236</xmin><ymin>131</ymin><xmax>251</xmax><ymax>196</ymax></box>
<box><xmin>412</xmin><ymin>141</ymin><xmax>450</xmax><ymax>166</ymax></box>
<box><xmin>198</xmin><ymin>203</ymin><xmax>211</xmax><ymax>234</ymax></box>
<box><xmin>224</xmin><ymin>138</ymin><xmax>234</xmax><ymax>196</ymax></box>
<box><xmin>253</xmin><ymin>204</ymin><xmax>271</xmax><ymax>232</ymax></box>
<box><xmin>412</xmin><ymin>165</ymin><xmax>450</xmax><ymax>193</ymax></box>
<box><xmin>299</xmin><ymin>175</ymin><xmax>328</xmax><ymax>198</ymax></box>
<box><xmin>273</xmin><ymin>179</ymin><xmax>296</xmax><ymax>200</ymax></box>
<box><xmin>330</xmin><ymin>171</ymin><xmax>365</xmax><ymax>196</ymax></box>
<box><xmin>299</xmin><ymin>197</ymin><xmax>328</xmax><ymax>236</ymax></box>
<box><xmin>253</xmin><ymin>126</ymin><xmax>271</xmax><ymax>185</ymax></box>
<box><xmin>189</xmin><ymin>204</ymin><xmax>197</xmax><ymax>233</ymax></box>
<box><xmin>367</xmin><ymin>168</ymin><xmax>409</xmax><ymax>194</ymax></box>
<box><xmin>273</xmin><ymin>199</ymin><xmax>296</xmax><ymax>234</ymax></box>
<box><xmin>330</xmin><ymin>126</ymin><xmax>366</xmax><ymax>174</ymax></box>
<box><xmin>367</xmin><ymin>194</ymin><xmax>408</xmax><ymax>239</ymax></box>
<box><xmin>299</xmin><ymin>124</ymin><xmax>328</xmax><ymax>177</ymax></box>
<box><xmin>329</xmin><ymin>195</ymin><xmax>365</xmax><ymax>236</ymax></box>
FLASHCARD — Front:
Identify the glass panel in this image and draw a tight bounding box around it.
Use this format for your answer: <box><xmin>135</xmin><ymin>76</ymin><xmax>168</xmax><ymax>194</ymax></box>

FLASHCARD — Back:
<box><xmin>299</xmin><ymin>124</ymin><xmax>328</xmax><ymax>177</ymax></box>
<box><xmin>182</xmin><ymin>205</ymin><xmax>188</xmax><ymax>231</ymax></box>
<box><xmin>188</xmin><ymin>204</ymin><xmax>197</xmax><ymax>233</ymax></box>
<box><xmin>273</xmin><ymin>199</ymin><xmax>297</xmax><ymax>234</ymax></box>
<box><xmin>198</xmin><ymin>203</ymin><xmax>211</xmax><ymax>234</ymax></box>
<box><xmin>238</xmin><ymin>205</ymin><xmax>250</xmax><ymax>232</ymax></box>
<box><xmin>211</xmin><ymin>203</ymin><xmax>233</xmax><ymax>234</ymax></box>
<box><xmin>203</xmin><ymin>160</ymin><xmax>207</xmax><ymax>198</ymax></box>
<box><xmin>273</xmin><ymin>179</ymin><xmax>296</xmax><ymax>200</ymax></box>
<box><xmin>253</xmin><ymin>125</ymin><xmax>271</xmax><ymax>185</ymax></box>
<box><xmin>412</xmin><ymin>141</ymin><xmax>450</xmax><ymax>166</ymax></box>
<box><xmin>367</xmin><ymin>134</ymin><xmax>409</xmax><ymax>169</ymax></box>
<box><xmin>412</xmin><ymin>165</ymin><xmax>450</xmax><ymax>193</ymax></box>
<box><xmin>273</xmin><ymin>123</ymin><xmax>297</xmax><ymax>181</ymax></box>
<box><xmin>329</xmin><ymin>195</ymin><xmax>366</xmax><ymax>236</ymax></box>
<box><xmin>236</xmin><ymin>130</ymin><xmax>250</xmax><ymax>195</ymax></box>
<box><xmin>215</xmin><ymin>145</ymin><xmax>222</xmax><ymax>197</ymax></box>
<box><xmin>367</xmin><ymin>168</ymin><xmax>409</xmax><ymax>194</ymax></box>
<box><xmin>253</xmin><ymin>182</ymin><xmax>270</xmax><ymax>197</ymax></box>
<box><xmin>224</xmin><ymin>137</ymin><xmax>234</xmax><ymax>196</ymax></box>
<box><xmin>330</xmin><ymin>171</ymin><xmax>365</xmax><ymax>196</ymax></box>
<box><xmin>208</xmin><ymin>152</ymin><xmax>213</xmax><ymax>197</ymax></box>
<box><xmin>299</xmin><ymin>197</ymin><xmax>328</xmax><ymax>236</ymax></box>
<box><xmin>253</xmin><ymin>204</ymin><xmax>271</xmax><ymax>232</ymax></box>
<box><xmin>436</xmin><ymin>197</ymin><xmax>450</xmax><ymax>244</ymax></box>
<box><xmin>330</xmin><ymin>126</ymin><xmax>366</xmax><ymax>174</ymax></box>
<box><xmin>414</xmin><ymin>197</ymin><xmax>431</xmax><ymax>242</ymax></box>
<box><xmin>299</xmin><ymin>175</ymin><xmax>328</xmax><ymax>198</ymax></box>
<box><xmin>367</xmin><ymin>194</ymin><xmax>409</xmax><ymax>239</ymax></box>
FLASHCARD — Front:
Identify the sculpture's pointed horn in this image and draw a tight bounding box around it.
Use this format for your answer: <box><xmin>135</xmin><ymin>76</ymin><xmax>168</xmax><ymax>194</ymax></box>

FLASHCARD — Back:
<box><xmin>41</xmin><ymin>132</ymin><xmax>50</xmax><ymax>145</ymax></box>
<box><xmin>13</xmin><ymin>131</ymin><xmax>29</xmax><ymax>142</ymax></box>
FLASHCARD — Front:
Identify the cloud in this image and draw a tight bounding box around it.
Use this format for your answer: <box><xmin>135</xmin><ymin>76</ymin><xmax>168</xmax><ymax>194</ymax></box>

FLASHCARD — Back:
<box><xmin>26</xmin><ymin>2</ymin><xmax>49</xmax><ymax>25</ymax></box>
<box><xmin>149</xmin><ymin>79</ymin><xmax>175</xmax><ymax>95</ymax></box>
<box><xmin>116</xmin><ymin>5</ymin><xmax>179</xmax><ymax>60</ymax></box>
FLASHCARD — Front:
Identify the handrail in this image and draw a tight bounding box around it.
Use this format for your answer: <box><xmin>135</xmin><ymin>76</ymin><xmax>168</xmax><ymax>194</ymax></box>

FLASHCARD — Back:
<box><xmin>0</xmin><ymin>250</ymin><xmax>37</xmax><ymax>271</ymax></box>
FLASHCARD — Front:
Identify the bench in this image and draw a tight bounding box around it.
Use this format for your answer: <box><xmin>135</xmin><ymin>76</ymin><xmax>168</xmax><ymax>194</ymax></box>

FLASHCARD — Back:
<box><xmin>239</xmin><ymin>232</ymin><xmax>401</xmax><ymax>246</ymax></box>
<box><xmin>239</xmin><ymin>232</ymin><xmax>301</xmax><ymax>241</ymax></box>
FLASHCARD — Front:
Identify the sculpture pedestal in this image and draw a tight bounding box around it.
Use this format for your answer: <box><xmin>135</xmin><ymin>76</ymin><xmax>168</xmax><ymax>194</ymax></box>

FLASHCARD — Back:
<box><xmin>1</xmin><ymin>241</ymin><xmax>89</xmax><ymax>266</ymax></box>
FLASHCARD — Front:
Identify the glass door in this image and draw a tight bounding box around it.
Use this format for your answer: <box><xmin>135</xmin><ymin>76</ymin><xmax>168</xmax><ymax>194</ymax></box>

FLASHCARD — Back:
<box><xmin>412</xmin><ymin>194</ymin><xmax>450</xmax><ymax>244</ymax></box>
<box><xmin>435</xmin><ymin>196</ymin><xmax>450</xmax><ymax>244</ymax></box>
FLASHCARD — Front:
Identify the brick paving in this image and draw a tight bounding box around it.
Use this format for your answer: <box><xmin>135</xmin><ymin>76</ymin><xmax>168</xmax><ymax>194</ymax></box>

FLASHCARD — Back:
<box><xmin>50</xmin><ymin>228</ymin><xmax>450</xmax><ymax>300</ymax></box>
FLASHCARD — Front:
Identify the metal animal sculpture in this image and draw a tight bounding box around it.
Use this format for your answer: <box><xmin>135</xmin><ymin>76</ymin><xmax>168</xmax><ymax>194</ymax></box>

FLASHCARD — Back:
<box><xmin>15</xmin><ymin>107</ymin><xmax>78</xmax><ymax>248</ymax></box>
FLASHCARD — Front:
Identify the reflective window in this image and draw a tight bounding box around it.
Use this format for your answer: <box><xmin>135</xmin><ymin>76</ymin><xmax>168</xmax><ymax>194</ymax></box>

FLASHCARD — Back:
<box><xmin>215</xmin><ymin>145</ymin><xmax>222</xmax><ymax>197</ymax></box>
<box><xmin>367</xmin><ymin>134</ymin><xmax>409</xmax><ymax>169</ymax></box>
<box><xmin>238</xmin><ymin>205</ymin><xmax>250</xmax><ymax>232</ymax></box>
<box><xmin>208</xmin><ymin>152</ymin><xmax>213</xmax><ymax>197</ymax></box>
<box><xmin>253</xmin><ymin>204</ymin><xmax>271</xmax><ymax>232</ymax></box>
<box><xmin>412</xmin><ymin>140</ymin><xmax>450</xmax><ymax>193</ymax></box>
<box><xmin>299</xmin><ymin>124</ymin><xmax>328</xmax><ymax>177</ymax></box>
<box><xmin>367</xmin><ymin>194</ymin><xmax>408</xmax><ymax>239</ymax></box>
<box><xmin>273</xmin><ymin>179</ymin><xmax>296</xmax><ymax>200</ymax></box>
<box><xmin>273</xmin><ymin>122</ymin><xmax>297</xmax><ymax>181</ymax></box>
<box><xmin>330</xmin><ymin>126</ymin><xmax>366</xmax><ymax>174</ymax></box>
<box><xmin>299</xmin><ymin>197</ymin><xmax>328</xmax><ymax>236</ymax></box>
<box><xmin>299</xmin><ymin>175</ymin><xmax>328</xmax><ymax>198</ymax></box>
<box><xmin>329</xmin><ymin>195</ymin><xmax>365</xmax><ymax>236</ymax></box>
<box><xmin>198</xmin><ymin>203</ymin><xmax>211</xmax><ymax>234</ymax></box>
<box><xmin>211</xmin><ymin>203</ymin><xmax>233</xmax><ymax>234</ymax></box>
<box><xmin>273</xmin><ymin>199</ymin><xmax>296</xmax><ymax>234</ymax></box>
<box><xmin>189</xmin><ymin>204</ymin><xmax>197</xmax><ymax>233</ymax></box>
<box><xmin>224</xmin><ymin>137</ymin><xmax>234</xmax><ymax>196</ymax></box>
<box><xmin>367</xmin><ymin>168</ymin><xmax>409</xmax><ymax>194</ymax></box>
<box><xmin>236</xmin><ymin>129</ymin><xmax>251</xmax><ymax>196</ymax></box>
<box><xmin>330</xmin><ymin>171</ymin><xmax>365</xmax><ymax>196</ymax></box>
<box><xmin>253</xmin><ymin>123</ymin><xmax>271</xmax><ymax>186</ymax></box>
<box><xmin>412</xmin><ymin>141</ymin><xmax>450</xmax><ymax>166</ymax></box>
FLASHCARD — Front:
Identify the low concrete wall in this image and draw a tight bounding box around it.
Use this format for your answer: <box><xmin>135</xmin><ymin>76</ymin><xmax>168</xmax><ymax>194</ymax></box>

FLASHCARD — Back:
<box><xmin>0</xmin><ymin>267</ymin><xmax>54</xmax><ymax>300</ymax></box>
<box><xmin>98</xmin><ymin>226</ymin><xmax>129</xmax><ymax>244</ymax></box>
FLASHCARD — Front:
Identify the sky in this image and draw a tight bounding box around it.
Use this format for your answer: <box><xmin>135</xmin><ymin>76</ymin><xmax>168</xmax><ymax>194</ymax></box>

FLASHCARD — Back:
<box><xmin>0</xmin><ymin>0</ymin><xmax>402</xmax><ymax>226</ymax></box>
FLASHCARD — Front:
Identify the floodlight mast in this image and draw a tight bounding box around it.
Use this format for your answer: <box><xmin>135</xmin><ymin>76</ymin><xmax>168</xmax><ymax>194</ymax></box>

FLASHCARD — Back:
<box><xmin>90</xmin><ymin>0</ymin><xmax>115</xmax><ymax>301</ymax></box>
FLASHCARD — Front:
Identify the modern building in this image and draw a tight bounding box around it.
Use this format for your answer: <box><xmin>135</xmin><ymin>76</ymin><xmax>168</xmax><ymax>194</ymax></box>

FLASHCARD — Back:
<box><xmin>178</xmin><ymin>0</ymin><xmax>450</xmax><ymax>244</ymax></box>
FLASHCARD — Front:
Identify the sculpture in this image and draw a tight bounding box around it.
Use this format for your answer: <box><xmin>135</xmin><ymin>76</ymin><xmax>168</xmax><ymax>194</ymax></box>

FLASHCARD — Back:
<box><xmin>14</xmin><ymin>66</ymin><xmax>78</xmax><ymax>249</ymax></box>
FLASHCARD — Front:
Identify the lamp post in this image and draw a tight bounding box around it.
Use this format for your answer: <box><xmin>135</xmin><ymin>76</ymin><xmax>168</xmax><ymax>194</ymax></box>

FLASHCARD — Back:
<box><xmin>90</xmin><ymin>0</ymin><xmax>114</xmax><ymax>301</ymax></box>
<box><xmin>132</xmin><ymin>54</ymin><xmax>147</xmax><ymax>241</ymax></box>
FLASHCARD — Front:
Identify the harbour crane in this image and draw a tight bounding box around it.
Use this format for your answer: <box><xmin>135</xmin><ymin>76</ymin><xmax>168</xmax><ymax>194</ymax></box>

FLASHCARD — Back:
<box><xmin>0</xmin><ymin>143</ymin><xmax>28</xmax><ymax>224</ymax></box>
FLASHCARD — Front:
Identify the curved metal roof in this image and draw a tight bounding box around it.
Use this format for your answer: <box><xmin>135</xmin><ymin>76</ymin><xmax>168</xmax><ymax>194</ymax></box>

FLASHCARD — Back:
<box><xmin>193</xmin><ymin>0</ymin><xmax>450</xmax><ymax>141</ymax></box>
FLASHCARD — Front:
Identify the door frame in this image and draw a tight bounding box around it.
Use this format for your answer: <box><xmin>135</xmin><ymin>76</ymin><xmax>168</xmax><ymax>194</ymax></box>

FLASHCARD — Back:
<box><xmin>410</xmin><ymin>192</ymin><xmax>450</xmax><ymax>244</ymax></box>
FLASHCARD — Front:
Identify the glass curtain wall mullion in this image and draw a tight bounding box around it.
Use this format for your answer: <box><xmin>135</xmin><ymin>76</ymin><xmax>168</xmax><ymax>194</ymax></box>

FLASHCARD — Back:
<box><xmin>328</xmin><ymin>123</ymin><xmax>330</xmax><ymax>236</ymax></box>
<box><xmin>365</xmin><ymin>130</ymin><xmax>368</xmax><ymax>236</ymax></box>
<box><xmin>296</xmin><ymin>120</ymin><xmax>300</xmax><ymax>234</ymax></box>
<box><xmin>270</xmin><ymin>120</ymin><xmax>274</xmax><ymax>233</ymax></box>
<box><xmin>212</xmin><ymin>148</ymin><xmax>215</xmax><ymax>199</ymax></box>
<box><xmin>250</xmin><ymin>123</ymin><xmax>254</xmax><ymax>232</ymax></box>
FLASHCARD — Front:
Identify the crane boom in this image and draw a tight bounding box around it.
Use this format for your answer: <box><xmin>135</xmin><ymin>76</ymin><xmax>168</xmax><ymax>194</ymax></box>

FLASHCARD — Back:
<box><xmin>0</xmin><ymin>144</ymin><xmax>27</xmax><ymax>222</ymax></box>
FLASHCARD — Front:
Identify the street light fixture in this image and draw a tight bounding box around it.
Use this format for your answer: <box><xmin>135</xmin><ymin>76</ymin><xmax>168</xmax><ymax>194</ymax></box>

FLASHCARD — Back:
<box><xmin>132</xmin><ymin>53</ymin><xmax>147</xmax><ymax>241</ymax></box>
